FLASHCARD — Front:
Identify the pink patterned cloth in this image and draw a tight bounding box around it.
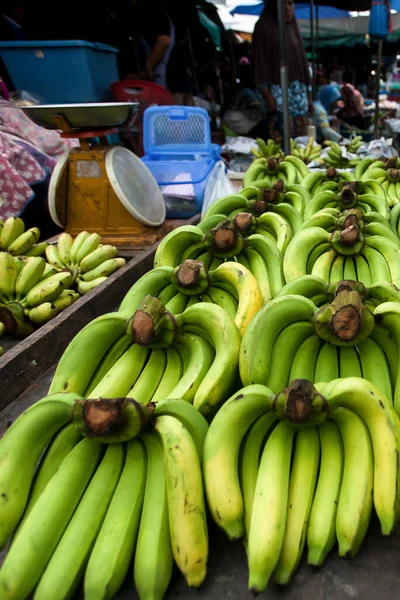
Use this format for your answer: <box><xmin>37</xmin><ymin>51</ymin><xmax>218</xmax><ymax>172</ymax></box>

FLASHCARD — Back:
<box><xmin>0</xmin><ymin>99</ymin><xmax>76</xmax><ymax>220</ymax></box>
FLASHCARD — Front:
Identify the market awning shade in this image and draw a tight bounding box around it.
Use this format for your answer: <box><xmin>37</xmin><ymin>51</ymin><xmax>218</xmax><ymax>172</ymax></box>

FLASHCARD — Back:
<box><xmin>230</xmin><ymin>3</ymin><xmax>350</xmax><ymax>18</ymax></box>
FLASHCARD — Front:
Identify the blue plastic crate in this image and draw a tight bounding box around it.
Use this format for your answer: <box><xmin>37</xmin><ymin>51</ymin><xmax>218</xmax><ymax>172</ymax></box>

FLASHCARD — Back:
<box><xmin>142</xmin><ymin>106</ymin><xmax>221</xmax><ymax>217</ymax></box>
<box><xmin>0</xmin><ymin>40</ymin><xmax>119</xmax><ymax>104</ymax></box>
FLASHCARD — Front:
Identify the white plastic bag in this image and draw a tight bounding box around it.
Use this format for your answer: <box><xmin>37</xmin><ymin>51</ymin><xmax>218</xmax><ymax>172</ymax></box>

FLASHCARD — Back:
<box><xmin>202</xmin><ymin>161</ymin><xmax>235</xmax><ymax>218</ymax></box>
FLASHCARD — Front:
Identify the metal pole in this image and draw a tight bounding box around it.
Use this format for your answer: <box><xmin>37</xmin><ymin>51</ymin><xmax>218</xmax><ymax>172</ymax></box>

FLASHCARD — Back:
<box><xmin>315</xmin><ymin>1</ymin><xmax>319</xmax><ymax>95</ymax></box>
<box><xmin>374</xmin><ymin>39</ymin><xmax>383</xmax><ymax>138</ymax></box>
<box><xmin>310</xmin><ymin>0</ymin><xmax>316</xmax><ymax>100</ymax></box>
<box><xmin>277</xmin><ymin>0</ymin><xmax>290</xmax><ymax>154</ymax></box>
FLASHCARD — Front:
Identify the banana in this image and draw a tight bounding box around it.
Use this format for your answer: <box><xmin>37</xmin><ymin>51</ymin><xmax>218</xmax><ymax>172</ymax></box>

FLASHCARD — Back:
<box><xmin>208</xmin><ymin>261</ymin><xmax>262</xmax><ymax>335</ymax></box>
<box><xmin>270</xmin><ymin>203</ymin><xmax>303</xmax><ymax>234</ymax></box>
<box><xmin>300</xmin><ymin>211</ymin><xmax>338</xmax><ymax>232</ymax></box>
<box><xmin>169</xmin><ymin>333</ymin><xmax>215</xmax><ymax>402</ymax></box>
<box><xmin>118</xmin><ymin>266</ymin><xmax>174</xmax><ymax>314</ymax></box>
<box><xmin>311</xmin><ymin>248</ymin><xmax>336</xmax><ymax>281</ymax></box>
<box><xmin>204</xmin><ymin>286</ymin><xmax>238</xmax><ymax>320</ymax></box>
<box><xmin>277</xmin><ymin>274</ymin><xmax>327</xmax><ymax>301</ymax></box>
<box><xmin>14</xmin><ymin>256</ymin><xmax>46</xmax><ymax>300</ymax></box>
<box><xmin>77</xmin><ymin>276</ymin><xmax>108</xmax><ymax>294</ymax></box>
<box><xmin>239</xmin><ymin>412</ymin><xmax>277</xmax><ymax>540</ymax></box>
<box><xmin>354</xmin><ymin>157</ymin><xmax>377</xmax><ymax>179</ymax></box>
<box><xmin>24</xmin><ymin>241</ymin><xmax>48</xmax><ymax>257</ymax></box>
<box><xmin>68</xmin><ymin>231</ymin><xmax>90</xmax><ymax>265</ymax></box>
<box><xmin>390</xmin><ymin>201</ymin><xmax>400</xmax><ymax>234</ymax></box>
<box><xmin>174</xmin><ymin>303</ymin><xmax>241</xmax><ymax>416</ymax></box>
<box><xmin>203</xmin><ymin>194</ymin><xmax>249</xmax><ymax>220</ymax></box>
<box><xmin>151</xmin><ymin>346</ymin><xmax>183</xmax><ymax>403</ymax></box>
<box><xmin>197</xmin><ymin>213</ymin><xmax>229</xmax><ymax>234</ymax></box>
<box><xmin>79</xmin><ymin>245</ymin><xmax>119</xmax><ymax>273</ymax></box>
<box><xmin>245</xmin><ymin>247</ymin><xmax>272</xmax><ymax>303</ymax></box>
<box><xmin>366</xmin><ymin>236</ymin><xmax>400</xmax><ymax>287</ymax></box>
<box><xmin>7</xmin><ymin>227</ymin><xmax>40</xmax><ymax>256</ymax></box>
<box><xmin>362</xmin><ymin>246</ymin><xmax>391</xmax><ymax>284</ymax></box>
<box><xmin>274</xmin><ymin>426</ymin><xmax>320</xmax><ymax>584</ymax></box>
<box><xmin>247</xmin><ymin>421</ymin><xmax>296</xmax><ymax>594</ymax></box>
<box><xmin>357</xmin><ymin>336</ymin><xmax>392</xmax><ymax>403</ymax></box>
<box><xmin>339</xmin><ymin>345</ymin><xmax>362</xmax><ymax>378</ymax></box>
<box><xmin>79</xmin><ymin>257</ymin><xmax>126</xmax><ymax>282</ymax></box>
<box><xmin>266</xmin><ymin>321</ymin><xmax>314</xmax><ymax>393</ymax></box>
<box><xmin>22</xmin><ymin>271</ymin><xmax>74</xmax><ymax>307</ymax></box>
<box><xmin>27</xmin><ymin>290</ymin><xmax>80</xmax><ymax>325</ymax></box>
<box><xmin>45</xmin><ymin>244</ymin><xmax>64</xmax><ymax>269</ymax></box>
<box><xmin>14</xmin><ymin>424</ymin><xmax>81</xmax><ymax>536</ymax></box>
<box><xmin>0</xmin><ymin>438</ymin><xmax>102</xmax><ymax>600</ymax></box>
<box><xmin>0</xmin><ymin>252</ymin><xmax>19</xmax><ymax>301</ymax></box>
<box><xmin>57</xmin><ymin>232</ymin><xmax>73</xmax><ymax>265</ymax></box>
<box><xmin>283</xmin><ymin>154</ymin><xmax>310</xmax><ymax>180</ymax></box>
<box><xmin>87</xmin><ymin>343</ymin><xmax>149</xmax><ymax>399</ymax></box>
<box><xmin>154</xmin><ymin>398</ymin><xmax>209</xmax><ymax>459</ymax></box>
<box><xmin>164</xmin><ymin>291</ymin><xmax>188</xmax><ymax>314</ymax></box>
<box><xmin>256</xmin><ymin>211</ymin><xmax>293</xmax><ymax>252</ymax></box>
<box><xmin>370</xmin><ymin>324</ymin><xmax>399</xmax><ymax>390</ymax></box>
<box><xmin>157</xmin><ymin>283</ymin><xmax>179</xmax><ymax>305</ymax></box>
<box><xmin>203</xmin><ymin>385</ymin><xmax>274</xmax><ymax>540</ymax></box>
<box><xmin>289</xmin><ymin>334</ymin><xmax>321</xmax><ymax>382</ymax></box>
<box><xmin>134</xmin><ymin>432</ymin><xmax>174</xmax><ymax>600</ymax></box>
<box><xmin>75</xmin><ymin>232</ymin><xmax>102</xmax><ymax>265</ymax></box>
<box><xmin>84</xmin><ymin>439</ymin><xmax>146</xmax><ymax>600</ymax></box>
<box><xmin>154</xmin><ymin>226</ymin><xmax>204</xmax><ymax>268</ymax></box>
<box><xmin>367</xmin><ymin>281</ymin><xmax>400</xmax><ymax>304</ymax></box>
<box><xmin>240</xmin><ymin>295</ymin><xmax>317</xmax><ymax>386</ymax></box>
<box><xmin>314</xmin><ymin>342</ymin><xmax>339</xmax><ymax>383</ymax></box>
<box><xmin>332</xmin><ymin>407</ymin><xmax>373</xmax><ymax>557</ymax></box>
<box><xmin>34</xmin><ymin>444</ymin><xmax>125</xmax><ymax>600</ymax></box>
<box><xmin>84</xmin><ymin>334</ymin><xmax>133</xmax><ymax>397</ymax></box>
<box><xmin>343</xmin><ymin>256</ymin><xmax>357</xmax><ymax>281</ymax></box>
<box><xmin>49</xmin><ymin>312</ymin><xmax>130</xmax><ymax>395</ymax></box>
<box><xmin>155</xmin><ymin>415</ymin><xmax>208</xmax><ymax>587</ymax></box>
<box><xmin>0</xmin><ymin>392</ymin><xmax>80</xmax><ymax>549</ymax></box>
<box><xmin>246</xmin><ymin>233</ymin><xmax>285</xmax><ymax>296</ymax></box>
<box><xmin>302</xmin><ymin>171</ymin><xmax>325</xmax><ymax>194</ymax></box>
<box><xmin>283</xmin><ymin>227</ymin><xmax>331</xmax><ymax>282</ymax></box>
<box><xmin>316</xmin><ymin>377</ymin><xmax>400</xmax><ymax>535</ymax></box>
<box><xmin>307</xmin><ymin>420</ymin><xmax>344</xmax><ymax>566</ymax></box>
<box><xmin>126</xmin><ymin>348</ymin><xmax>167</xmax><ymax>403</ymax></box>
<box><xmin>354</xmin><ymin>254</ymin><xmax>372</xmax><ymax>286</ymax></box>
<box><xmin>304</xmin><ymin>191</ymin><xmax>338</xmax><ymax>219</ymax></box>
<box><xmin>0</xmin><ymin>217</ymin><xmax>25</xmax><ymax>250</ymax></box>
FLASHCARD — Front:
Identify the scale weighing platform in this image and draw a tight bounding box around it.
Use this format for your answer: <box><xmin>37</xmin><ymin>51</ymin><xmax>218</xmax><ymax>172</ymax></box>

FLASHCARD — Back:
<box><xmin>22</xmin><ymin>102</ymin><xmax>166</xmax><ymax>247</ymax></box>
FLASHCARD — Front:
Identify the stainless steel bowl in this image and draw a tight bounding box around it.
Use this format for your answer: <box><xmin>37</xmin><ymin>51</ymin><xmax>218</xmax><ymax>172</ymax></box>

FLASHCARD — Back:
<box><xmin>20</xmin><ymin>102</ymin><xmax>138</xmax><ymax>130</ymax></box>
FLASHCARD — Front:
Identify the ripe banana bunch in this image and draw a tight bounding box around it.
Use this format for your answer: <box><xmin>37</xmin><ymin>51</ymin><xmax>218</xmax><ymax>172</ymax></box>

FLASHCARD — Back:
<box><xmin>45</xmin><ymin>231</ymin><xmax>126</xmax><ymax>295</ymax></box>
<box><xmin>323</xmin><ymin>141</ymin><xmax>359</xmax><ymax>169</ymax></box>
<box><xmin>304</xmin><ymin>180</ymin><xmax>389</xmax><ymax>220</ymax></box>
<box><xmin>203</xmin><ymin>377</ymin><xmax>400</xmax><ymax>593</ymax></box>
<box><xmin>119</xmin><ymin>259</ymin><xmax>262</xmax><ymax>336</ymax></box>
<box><xmin>242</xmin><ymin>155</ymin><xmax>309</xmax><ymax>188</ymax></box>
<box><xmin>290</xmin><ymin>137</ymin><xmax>322</xmax><ymax>164</ymax></box>
<box><xmin>302</xmin><ymin>168</ymin><xmax>354</xmax><ymax>198</ymax></box>
<box><xmin>0</xmin><ymin>390</ymin><xmax>209</xmax><ymax>599</ymax></box>
<box><xmin>0</xmin><ymin>253</ymin><xmax>77</xmax><ymax>334</ymax></box>
<box><xmin>347</xmin><ymin>135</ymin><xmax>364</xmax><ymax>154</ymax></box>
<box><xmin>251</xmin><ymin>137</ymin><xmax>283</xmax><ymax>160</ymax></box>
<box><xmin>0</xmin><ymin>216</ymin><xmax>48</xmax><ymax>256</ymax></box>
<box><xmin>361</xmin><ymin>156</ymin><xmax>400</xmax><ymax>206</ymax></box>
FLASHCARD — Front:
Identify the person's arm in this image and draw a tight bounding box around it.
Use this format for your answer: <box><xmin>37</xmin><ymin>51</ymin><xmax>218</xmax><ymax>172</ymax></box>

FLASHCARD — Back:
<box><xmin>259</xmin><ymin>86</ymin><xmax>277</xmax><ymax>113</ymax></box>
<box><xmin>313</xmin><ymin>103</ymin><xmax>341</xmax><ymax>142</ymax></box>
<box><xmin>145</xmin><ymin>34</ymin><xmax>171</xmax><ymax>79</ymax></box>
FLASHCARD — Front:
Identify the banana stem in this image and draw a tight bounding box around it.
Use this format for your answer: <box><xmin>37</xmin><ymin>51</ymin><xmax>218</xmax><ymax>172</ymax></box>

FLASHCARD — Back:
<box><xmin>273</xmin><ymin>179</ymin><xmax>285</xmax><ymax>193</ymax></box>
<box><xmin>232</xmin><ymin>212</ymin><xmax>257</xmax><ymax>235</ymax></box>
<box><xmin>0</xmin><ymin>302</ymin><xmax>34</xmax><ymax>337</ymax></box>
<box><xmin>314</xmin><ymin>290</ymin><xmax>375</xmax><ymax>345</ymax></box>
<box><xmin>330</xmin><ymin>225</ymin><xmax>365</xmax><ymax>255</ymax></box>
<box><xmin>339</xmin><ymin>183</ymin><xmax>358</xmax><ymax>207</ymax></box>
<box><xmin>172</xmin><ymin>260</ymin><xmax>210</xmax><ymax>295</ymax></box>
<box><xmin>128</xmin><ymin>295</ymin><xmax>176</xmax><ymax>347</ymax></box>
<box><xmin>266</xmin><ymin>158</ymin><xmax>278</xmax><ymax>173</ymax></box>
<box><xmin>273</xmin><ymin>379</ymin><xmax>329</xmax><ymax>425</ymax></box>
<box><xmin>339</xmin><ymin>209</ymin><xmax>364</xmax><ymax>231</ymax></box>
<box><xmin>203</xmin><ymin>222</ymin><xmax>246</xmax><ymax>258</ymax></box>
<box><xmin>327</xmin><ymin>280</ymin><xmax>367</xmax><ymax>301</ymax></box>
<box><xmin>248</xmin><ymin>199</ymin><xmax>268</xmax><ymax>215</ymax></box>
<box><xmin>262</xmin><ymin>188</ymin><xmax>281</xmax><ymax>204</ymax></box>
<box><xmin>72</xmin><ymin>397</ymin><xmax>154</xmax><ymax>443</ymax></box>
<box><xmin>326</xmin><ymin>167</ymin><xmax>337</xmax><ymax>179</ymax></box>
<box><xmin>387</xmin><ymin>168</ymin><xmax>399</xmax><ymax>182</ymax></box>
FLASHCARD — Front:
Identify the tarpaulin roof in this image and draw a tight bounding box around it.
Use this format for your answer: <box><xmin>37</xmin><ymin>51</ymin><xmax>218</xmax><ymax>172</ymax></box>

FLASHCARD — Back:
<box><xmin>230</xmin><ymin>3</ymin><xmax>350</xmax><ymax>18</ymax></box>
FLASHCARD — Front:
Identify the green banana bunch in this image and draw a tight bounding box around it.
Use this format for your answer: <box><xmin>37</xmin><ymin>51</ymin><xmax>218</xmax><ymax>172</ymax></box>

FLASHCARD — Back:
<box><xmin>362</xmin><ymin>157</ymin><xmax>400</xmax><ymax>206</ymax></box>
<box><xmin>0</xmin><ymin>216</ymin><xmax>47</xmax><ymax>256</ymax></box>
<box><xmin>242</xmin><ymin>156</ymin><xmax>308</xmax><ymax>188</ymax></box>
<box><xmin>302</xmin><ymin>168</ymin><xmax>355</xmax><ymax>198</ymax></box>
<box><xmin>45</xmin><ymin>231</ymin><xmax>126</xmax><ymax>294</ymax></box>
<box><xmin>203</xmin><ymin>377</ymin><xmax>400</xmax><ymax>594</ymax></box>
<box><xmin>323</xmin><ymin>141</ymin><xmax>359</xmax><ymax>169</ymax></box>
<box><xmin>251</xmin><ymin>137</ymin><xmax>283</xmax><ymax>160</ymax></box>
<box><xmin>347</xmin><ymin>135</ymin><xmax>364</xmax><ymax>154</ymax></box>
<box><xmin>291</xmin><ymin>137</ymin><xmax>322</xmax><ymax>164</ymax></box>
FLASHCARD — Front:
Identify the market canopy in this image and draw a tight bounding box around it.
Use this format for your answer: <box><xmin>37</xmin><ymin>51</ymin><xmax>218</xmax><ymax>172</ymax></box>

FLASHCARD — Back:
<box><xmin>230</xmin><ymin>3</ymin><xmax>350</xmax><ymax>19</ymax></box>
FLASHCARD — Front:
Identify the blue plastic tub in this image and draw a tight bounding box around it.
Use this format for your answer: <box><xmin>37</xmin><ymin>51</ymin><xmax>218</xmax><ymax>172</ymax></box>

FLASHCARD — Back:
<box><xmin>0</xmin><ymin>40</ymin><xmax>119</xmax><ymax>104</ymax></box>
<box><xmin>142</xmin><ymin>106</ymin><xmax>221</xmax><ymax>218</ymax></box>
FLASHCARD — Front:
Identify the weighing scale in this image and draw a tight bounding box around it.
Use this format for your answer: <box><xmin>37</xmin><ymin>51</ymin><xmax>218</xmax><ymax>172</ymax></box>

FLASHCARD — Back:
<box><xmin>22</xmin><ymin>103</ymin><xmax>167</xmax><ymax>247</ymax></box>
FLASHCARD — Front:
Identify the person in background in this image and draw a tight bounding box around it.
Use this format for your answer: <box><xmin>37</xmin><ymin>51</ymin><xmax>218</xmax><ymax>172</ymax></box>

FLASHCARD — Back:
<box><xmin>340</xmin><ymin>71</ymin><xmax>366</xmax><ymax>130</ymax></box>
<box><xmin>252</xmin><ymin>0</ymin><xmax>312</xmax><ymax>140</ymax></box>
<box><xmin>313</xmin><ymin>84</ymin><xmax>342</xmax><ymax>142</ymax></box>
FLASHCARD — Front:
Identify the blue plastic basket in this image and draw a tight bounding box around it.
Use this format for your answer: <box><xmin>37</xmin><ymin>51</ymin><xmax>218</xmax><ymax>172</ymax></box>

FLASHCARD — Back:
<box><xmin>0</xmin><ymin>40</ymin><xmax>119</xmax><ymax>103</ymax></box>
<box><xmin>141</xmin><ymin>106</ymin><xmax>221</xmax><ymax>218</ymax></box>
